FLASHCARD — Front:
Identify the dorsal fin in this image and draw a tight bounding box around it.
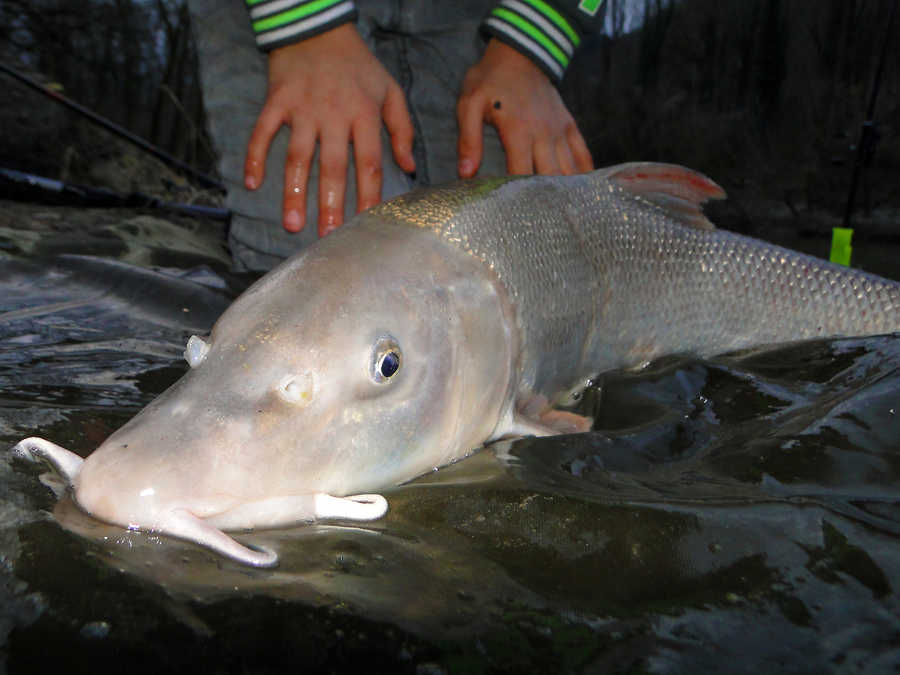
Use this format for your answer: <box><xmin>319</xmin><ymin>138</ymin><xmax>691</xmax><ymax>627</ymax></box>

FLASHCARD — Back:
<box><xmin>602</xmin><ymin>162</ymin><xmax>726</xmax><ymax>230</ymax></box>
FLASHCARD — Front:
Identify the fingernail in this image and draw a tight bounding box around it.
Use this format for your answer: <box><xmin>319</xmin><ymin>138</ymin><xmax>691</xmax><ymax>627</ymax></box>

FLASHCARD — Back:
<box><xmin>459</xmin><ymin>159</ymin><xmax>473</xmax><ymax>177</ymax></box>
<box><xmin>245</xmin><ymin>174</ymin><xmax>258</xmax><ymax>190</ymax></box>
<box><xmin>284</xmin><ymin>210</ymin><xmax>302</xmax><ymax>232</ymax></box>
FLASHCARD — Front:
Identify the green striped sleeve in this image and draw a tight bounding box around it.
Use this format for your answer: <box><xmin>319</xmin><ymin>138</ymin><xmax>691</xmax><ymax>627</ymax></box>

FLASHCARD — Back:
<box><xmin>482</xmin><ymin>0</ymin><xmax>605</xmax><ymax>84</ymax></box>
<box><xmin>245</xmin><ymin>0</ymin><xmax>357</xmax><ymax>52</ymax></box>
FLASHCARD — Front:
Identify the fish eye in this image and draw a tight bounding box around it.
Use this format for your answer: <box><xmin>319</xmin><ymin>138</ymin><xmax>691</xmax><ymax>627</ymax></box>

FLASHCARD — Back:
<box><xmin>371</xmin><ymin>337</ymin><xmax>402</xmax><ymax>383</ymax></box>
<box><xmin>379</xmin><ymin>351</ymin><xmax>400</xmax><ymax>377</ymax></box>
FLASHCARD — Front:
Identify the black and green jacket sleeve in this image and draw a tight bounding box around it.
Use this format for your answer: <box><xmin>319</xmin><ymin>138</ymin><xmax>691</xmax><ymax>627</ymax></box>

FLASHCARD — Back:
<box><xmin>243</xmin><ymin>0</ymin><xmax>604</xmax><ymax>85</ymax></box>
<box><xmin>244</xmin><ymin>0</ymin><xmax>358</xmax><ymax>52</ymax></box>
<box><xmin>481</xmin><ymin>0</ymin><xmax>606</xmax><ymax>84</ymax></box>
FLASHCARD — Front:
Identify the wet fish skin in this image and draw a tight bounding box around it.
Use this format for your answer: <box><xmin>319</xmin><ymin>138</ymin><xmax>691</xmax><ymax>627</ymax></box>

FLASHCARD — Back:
<box><xmin>367</xmin><ymin>163</ymin><xmax>898</xmax><ymax>405</ymax></box>
<box><xmin>11</xmin><ymin>163</ymin><xmax>899</xmax><ymax>567</ymax></box>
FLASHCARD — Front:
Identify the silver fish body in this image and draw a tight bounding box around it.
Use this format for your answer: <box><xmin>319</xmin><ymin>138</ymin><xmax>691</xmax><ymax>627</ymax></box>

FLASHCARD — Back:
<box><xmin>365</xmin><ymin>164</ymin><xmax>897</xmax><ymax>406</ymax></box>
<box><xmin>12</xmin><ymin>163</ymin><xmax>899</xmax><ymax>566</ymax></box>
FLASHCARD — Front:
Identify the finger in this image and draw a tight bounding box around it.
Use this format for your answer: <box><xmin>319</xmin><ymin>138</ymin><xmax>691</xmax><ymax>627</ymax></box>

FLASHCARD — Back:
<box><xmin>533</xmin><ymin>136</ymin><xmax>560</xmax><ymax>175</ymax></box>
<box><xmin>317</xmin><ymin>127</ymin><xmax>350</xmax><ymax>237</ymax></box>
<box><xmin>567</xmin><ymin>124</ymin><xmax>594</xmax><ymax>172</ymax></box>
<box><xmin>556</xmin><ymin>137</ymin><xmax>577</xmax><ymax>175</ymax></box>
<box><xmin>383</xmin><ymin>84</ymin><xmax>416</xmax><ymax>173</ymax></box>
<box><xmin>499</xmin><ymin>122</ymin><xmax>534</xmax><ymax>175</ymax></box>
<box><xmin>245</xmin><ymin>104</ymin><xmax>284</xmax><ymax>190</ymax></box>
<box><xmin>282</xmin><ymin>126</ymin><xmax>316</xmax><ymax>233</ymax></box>
<box><xmin>456</xmin><ymin>93</ymin><xmax>486</xmax><ymax>178</ymax></box>
<box><xmin>352</xmin><ymin>113</ymin><xmax>384</xmax><ymax>213</ymax></box>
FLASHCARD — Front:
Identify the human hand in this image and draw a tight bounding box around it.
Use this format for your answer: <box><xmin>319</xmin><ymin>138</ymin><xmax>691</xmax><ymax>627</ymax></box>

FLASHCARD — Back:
<box><xmin>457</xmin><ymin>39</ymin><xmax>593</xmax><ymax>178</ymax></box>
<box><xmin>244</xmin><ymin>23</ymin><xmax>416</xmax><ymax>236</ymax></box>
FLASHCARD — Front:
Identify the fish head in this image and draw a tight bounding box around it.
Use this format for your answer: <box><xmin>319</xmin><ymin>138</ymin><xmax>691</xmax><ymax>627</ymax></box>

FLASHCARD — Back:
<box><xmin>71</xmin><ymin>221</ymin><xmax>515</xmax><ymax>560</ymax></box>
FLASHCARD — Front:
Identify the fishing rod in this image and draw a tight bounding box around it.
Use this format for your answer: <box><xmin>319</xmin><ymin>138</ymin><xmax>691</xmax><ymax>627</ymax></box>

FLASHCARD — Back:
<box><xmin>831</xmin><ymin>0</ymin><xmax>897</xmax><ymax>266</ymax></box>
<box><xmin>1</xmin><ymin>167</ymin><xmax>229</xmax><ymax>221</ymax></box>
<box><xmin>841</xmin><ymin>0</ymin><xmax>897</xmax><ymax>229</ymax></box>
<box><xmin>0</xmin><ymin>62</ymin><xmax>225</xmax><ymax>193</ymax></box>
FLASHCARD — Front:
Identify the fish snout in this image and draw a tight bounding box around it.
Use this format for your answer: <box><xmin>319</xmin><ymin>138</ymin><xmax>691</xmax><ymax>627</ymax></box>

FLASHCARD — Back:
<box><xmin>72</xmin><ymin>446</ymin><xmax>157</xmax><ymax>529</ymax></box>
<box><xmin>72</xmin><ymin>435</ymin><xmax>220</xmax><ymax>533</ymax></box>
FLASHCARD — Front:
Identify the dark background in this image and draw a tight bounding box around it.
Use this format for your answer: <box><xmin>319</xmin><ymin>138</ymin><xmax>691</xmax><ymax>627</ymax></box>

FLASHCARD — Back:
<box><xmin>1</xmin><ymin>0</ymin><xmax>898</xmax><ymax>234</ymax></box>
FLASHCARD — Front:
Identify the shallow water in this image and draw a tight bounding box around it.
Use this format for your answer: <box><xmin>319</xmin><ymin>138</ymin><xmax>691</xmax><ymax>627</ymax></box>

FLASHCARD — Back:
<box><xmin>1</xmin><ymin>213</ymin><xmax>899</xmax><ymax>673</ymax></box>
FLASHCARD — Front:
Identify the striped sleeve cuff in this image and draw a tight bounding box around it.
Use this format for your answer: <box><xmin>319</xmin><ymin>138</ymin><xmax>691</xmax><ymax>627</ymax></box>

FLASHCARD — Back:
<box><xmin>245</xmin><ymin>0</ymin><xmax>358</xmax><ymax>52</ymax></box>
<box><xmin>481</xmin><ymin>0</ymin><xmax>584</xmax><ymax>84</ymax></box>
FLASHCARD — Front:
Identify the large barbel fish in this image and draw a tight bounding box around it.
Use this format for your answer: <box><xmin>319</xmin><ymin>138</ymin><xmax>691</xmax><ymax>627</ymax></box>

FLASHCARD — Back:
<box><xmin>13</xmin><ymin>163</ymin><xmax>900</xmax><ymax>566</ymax></box>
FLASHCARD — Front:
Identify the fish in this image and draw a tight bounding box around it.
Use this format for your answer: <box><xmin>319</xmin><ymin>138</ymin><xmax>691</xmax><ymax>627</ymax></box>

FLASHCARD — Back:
<box><xmin>12</xmin><ymin>162</ymin><xmax>900</xmax><ymax>567</ymax></box>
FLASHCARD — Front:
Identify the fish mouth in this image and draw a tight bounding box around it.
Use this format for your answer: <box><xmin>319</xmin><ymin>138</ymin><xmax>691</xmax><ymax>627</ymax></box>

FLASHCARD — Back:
<box><xmin>11</xmin><ymin>436</ymin><xmax>388</xmax><ymax>568</ymax></box>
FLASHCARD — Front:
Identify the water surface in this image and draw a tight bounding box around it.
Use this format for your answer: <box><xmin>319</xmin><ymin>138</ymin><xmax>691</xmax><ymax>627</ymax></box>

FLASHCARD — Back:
<box><xmin>1</xmin><ymin>212</ymin><xmax>898</xmax><ymax>673</ymax></box>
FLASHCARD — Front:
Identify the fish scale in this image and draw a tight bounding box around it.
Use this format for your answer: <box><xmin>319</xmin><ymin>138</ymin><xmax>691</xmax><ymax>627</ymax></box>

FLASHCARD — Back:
<box><xmin>365</xmin><ymin>165</ymin><xmax>900</xmax><ymax>404</ymax></box>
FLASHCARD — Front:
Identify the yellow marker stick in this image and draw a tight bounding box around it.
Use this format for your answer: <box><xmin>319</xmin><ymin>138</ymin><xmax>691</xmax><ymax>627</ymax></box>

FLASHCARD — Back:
<box><xmin>830</xmin><ymin>227</ymin><xmax>853</xmax><ymax>266</ymax></box>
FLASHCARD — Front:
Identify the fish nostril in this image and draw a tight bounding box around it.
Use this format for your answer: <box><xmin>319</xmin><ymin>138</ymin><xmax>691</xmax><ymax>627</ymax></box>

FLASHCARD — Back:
<box><xmin>277</xmin><ymin>372</ymin><xmax>315</xmax><ymax>406</ymax></box>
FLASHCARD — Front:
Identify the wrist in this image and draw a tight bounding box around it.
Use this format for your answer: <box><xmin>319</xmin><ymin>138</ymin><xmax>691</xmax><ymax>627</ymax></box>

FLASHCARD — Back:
<box><xmin>482</xmin><ymin>38</ymin><xmax>550</xmax><ymax>79</ymax></box>
<box><xmin>480</xmin><ymin>3</ymin><xmax>584</xmax><ymax>84</ymax></box>
<box><xmin>269</xmin><ymin>22</ymin><xmax>358</xmax><ymax>60</ymax></box>
<box><xmin>247</xmin><ymin>0</ymin><xmax>358</xmax><ymax>52</ymax></box>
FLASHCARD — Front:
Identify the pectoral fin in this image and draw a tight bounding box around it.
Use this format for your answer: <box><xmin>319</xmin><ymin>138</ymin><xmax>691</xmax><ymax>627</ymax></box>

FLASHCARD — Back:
<box><xmin>493</xmin><ymin>394</ymin><xmax>594</xmax><ymax>439</ymax></box>
<box><xmin>508</xmin><ymin>410</ymin><xmax>593</xmax><ymax>437</ymax></box>
<box><xmin>533</xmin><ymin>409</ymin><xmax>594</xmax><ymax>434</ymax></box>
